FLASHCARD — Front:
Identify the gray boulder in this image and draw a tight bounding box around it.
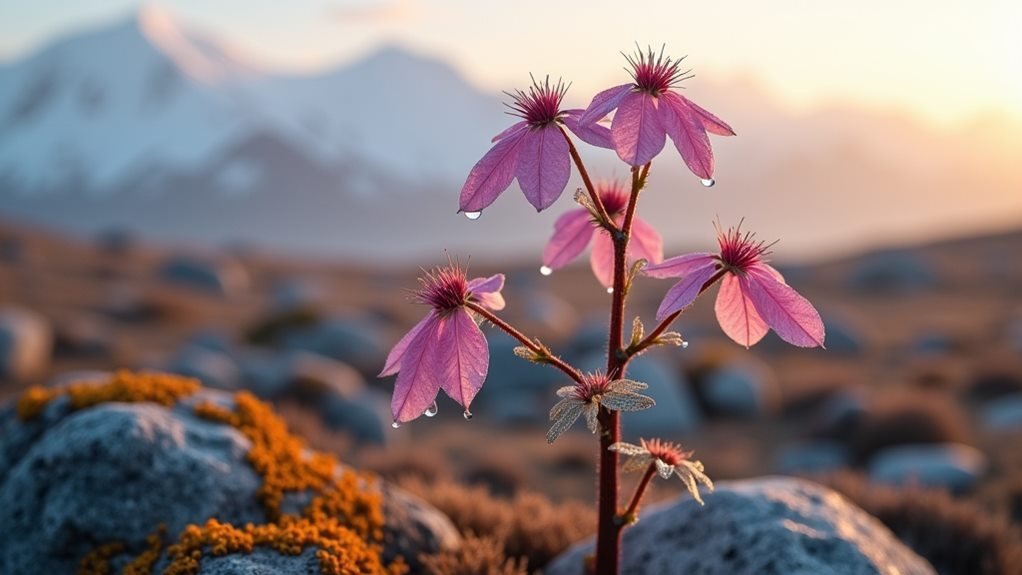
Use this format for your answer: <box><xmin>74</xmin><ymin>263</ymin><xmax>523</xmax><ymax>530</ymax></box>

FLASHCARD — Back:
<box><xmin>868</xmin><ymin>443</ymin><xmax>986</xmax><ymax>493</ymax></box>
<box><xmin>982</xmin><ymin>393</ymin><xmax>1022</xmax><ymax>430</ymax></box>
<box><xmin>0</xmin><ymin>387</ymin><xmax>458</xmax><ymax>573</ymax></box>
<box><xmin>167</xmin><ymin>346</ymin><xmax>241</xmax><ymax>390</ymax></box>
<box><xmin>0</xmin><ymin>307</ymin><xmax>53</xmax><ymax>382</ymax></box>
<box><xmin>702</xmin><ymin>361</ymin><xmax>778</xmax><ymax>417</ymax></box>
<box><xmin>159</xmin><ymin>255</ymin><xmax>249</xmax><ymax>296</ymax></box>
<box><xmin>774</xmin><ymin>440</ymin><xmax>851</xmax><ymax>474</ymax></box>
<box><xmin>476</xmin><ymin>332</ymin><xmax>564</xmax><ymax>424</ymax></box>
<box><xmin>281</xmin><ymin>316</ymin><xmax>387</xmax><ymax>376</ymax></box>
<box><xmin>545</xmin><ymin>477</ymin><xmax>935</xmax><ymax>575</ymax></box>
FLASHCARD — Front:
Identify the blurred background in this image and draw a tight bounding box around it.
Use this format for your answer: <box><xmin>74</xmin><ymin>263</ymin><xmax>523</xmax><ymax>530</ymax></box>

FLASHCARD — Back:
<box><xmin>1</xmin><ymin>1</ymin><xmax>1021</xmax><ymax>570</ymax></box>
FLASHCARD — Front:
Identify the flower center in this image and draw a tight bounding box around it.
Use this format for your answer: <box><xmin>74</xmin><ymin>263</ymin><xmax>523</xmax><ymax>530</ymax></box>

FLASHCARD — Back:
<box><xmin>414</xmin><ymin>265</ymin><xmax>469</xmax><ymax>313</ymax></box>
<box><xmin>571</xmin><ymin>372</ymin><xmax>613</xmax><ymax>402</ymax></box>
<box><xmin>597</xmin><ymin>183</ymin><xmax>631</xmax><ymax>216</ymax></box>
<box><xmin>624</xmin><ymin>46</ymin><xmax>691</xmax><ymax>96</ymax></box>
<box><xmin>716</xmin><ymin>223</ymin><xmax>773</xmax><ymax>273</ymax></box>
<box><xmin>641</xmin><ymin>438</ymin><xmax>689</xmax><ymax>466</ymax></box>
<box><xmin>505</xmin><ymin>76</ymin><xmax>569</xmax><ymax>128</ymax></box>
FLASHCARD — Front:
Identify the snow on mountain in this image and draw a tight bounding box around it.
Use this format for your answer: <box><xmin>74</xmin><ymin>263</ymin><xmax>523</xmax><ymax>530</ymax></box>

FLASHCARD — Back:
<box><xmin>0</xmin><ymin>5</ymin><xmax>505</xmax><ymax>195</ymax></box>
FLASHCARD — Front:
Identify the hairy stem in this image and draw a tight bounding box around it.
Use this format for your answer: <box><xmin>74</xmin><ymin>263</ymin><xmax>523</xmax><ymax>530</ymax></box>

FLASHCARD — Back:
<box><xmin>466</xmin><ymin>302</ymin><xmax>582</xmax><ymax>383</ymax></box>
<box><xmin>560</xmin><ymin>127</ymin><xmax>613</xmax><ymax>227</ymax></box>
<box><xmin>620</xmin><ymin>463</ymin><xmax>658</xmax><ymax>524</ymax></box>
<box><xmin>595</xmin><ymin>163</ymin><xmax>649</xmax><ymax>575</ymax></box>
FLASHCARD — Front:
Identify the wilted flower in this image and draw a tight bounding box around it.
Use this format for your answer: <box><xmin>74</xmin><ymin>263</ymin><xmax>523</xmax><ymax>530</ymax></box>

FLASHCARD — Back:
<box><xmin>460</xmin><ymin>76</ymin><xmax>613</xmax><ymax>214</ymax></box>
<box><xmin>542</xmin><ymin>180</ymin><xmax>663</xmax><ymax>287</ymax></box>
<box><xmin>380</xmin><ymin>264</ymin><xmax>505</xmax><ymax>423</ymax></box>
<box><xmin>644</xmin><ymin>222</ymin><xmax>825</xmax><ymax>348</ymax></box>
<box><xmin>547</xmin><ymin>372</ymin><xmax>655</xmax><ymax>443</ymax></box>
<box><xmin>609</xmin><ymin>438</ymin><xmax>713</xmax><ymax>504</ymax></box>
<box><xmin>578</xmin><ymin>46</ymin><xmax>734</xmax><ymax>177</ymax></box>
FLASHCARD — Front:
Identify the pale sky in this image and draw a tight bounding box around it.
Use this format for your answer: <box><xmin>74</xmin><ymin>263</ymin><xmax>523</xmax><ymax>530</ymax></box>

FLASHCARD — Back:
<box><xmin>1</xmin><ymin>0</ymin><xmax>1020</xmax><ymax>127</ymax></box>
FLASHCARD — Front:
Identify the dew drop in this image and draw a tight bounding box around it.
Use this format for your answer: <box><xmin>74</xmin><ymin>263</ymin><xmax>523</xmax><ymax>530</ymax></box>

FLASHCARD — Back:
<box><xmin>391</xmin><ymin>421</ymin><xmax>401</xmax><ymax>429</ymax></box>
<box><xmin>540</xmin><ymin>265</ymin><xmax>553</xmax><ymax>276</ymax></box>
<box><xmin>424</xmin><ymin>401</ymin><xmax>439</xmax><ymax>418</ymax></box>
<box><xmin>463</xmin><ymin>410</ymin><xmax>474</xmax><ymax>421</ymax></box>
<box><xmin>464</xmin><ymin>211</ymin><xmax>482</xmax><ymax>220</ymax></box>
<box><xmin>606</xmin><ymin>287</ymin><xmax>614</xmax><ymax>294</ymax></box>
<box><xmin>700</xmin><ymin>178</ymin><xmax>715</xmax><ymax>188</ymax></box>
<box><xmin>681</xmin><ymin>341</ymin><xmax>690</xmax><ymax>349</ymax></box>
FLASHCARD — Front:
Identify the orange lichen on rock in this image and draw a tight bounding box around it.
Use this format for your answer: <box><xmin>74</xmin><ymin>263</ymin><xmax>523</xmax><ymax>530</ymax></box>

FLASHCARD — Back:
<box><xmin>79</xmin><ymin>541</ymin><xmax>126</xmax><ymax>575</ymax></box>
<box><xmin>53</xmin><ymin>373</ymin><xmax>404</xmax><ymax>575</ymax></box>
<box><xmin>17</xmin><ymin>371</ymin><xmax>201</xmax><ymax>420</ymax></box>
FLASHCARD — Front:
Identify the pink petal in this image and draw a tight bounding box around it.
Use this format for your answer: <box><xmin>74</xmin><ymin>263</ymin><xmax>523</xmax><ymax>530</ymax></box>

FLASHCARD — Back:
<box><xmin>590</xmin><ymin>229</ymin><xmax>616</xmax><ymax>288</ymax></box>
<box><xmin>715</xmin><ymin>273</ymin><xmax>769</xmax><ymax>348</ymax></box>
<box><xmin>627</xmin><ymin>216</ymin><xmax>664</xmax><ymax>265</ymax></box>
<box><xmin>459</xmin><ymin>129</ymin><xmax>527</xmax><ymax>213</ymax></box>
<box><xmin>380</xmin><ymin>311</ymin><xmax>436</xmax><ymax>377</ymax></box>
<box><xmin>654</xmin><ymin>261</ymin><xmax>719</xmax><ymax>320</ymax></box>
<box><xmin>673</xmin><ymin>93</ymin><xmax>735</xmax><ymax>136</ymax></box>
<box><xmin>561</xmin><ymin>109</ymin><xmax>613</xmax><ymax>149</ymax></box>
<box><xmin>659</xmin><ymin>91</ymin><xmax>714</xmax><ymax>180</ymax></box>
<box><xmin>491</xmin><ymin>121</ymin><xmax>529</xmax><ymax>143</ymax></box>
<box><xmin>468</xmin><ymin>274</ymin><xmax>506</xmax><ymax>311</ymax></box>
<box><xmin>578</xmin><ymin>84</ymin><xmax>632</xmax><ymax>126</ymax></box>
<box><xmin>543</xmin><ymin>209</ymin><xmax>596</xmax><ymax>269</ymax></box>
<box><xmin>644</xmin><ymin>252</ymin><xmax>717</xmax><ymax>279</ymax></box>
<box><xmin>744</xmin><ymin>267</ymin><xmax>826</xmax><ymax>348</ymax></box>
<box><xmin>754</xmin><ymin>262</ymin><xmax>786</xmax><ymax>284</ymax></box>
<box><xmin>391</xmin><ymin>313</ymin><xmax>443</xmax><ymax>422</ymax></box>
<box><xmin>611</xmin><ymin>92</ymin><xmax>666</xmax><ymax>167</ymax></box>
<box><xmin>437</xmin><ymin>308</ymin><xmax>489</xmax><ymax>410</ymax></box>
<box><xmin>515</xmin><ymin>125</ymin><xmax>571</xmax><ymax>211</ymax></box>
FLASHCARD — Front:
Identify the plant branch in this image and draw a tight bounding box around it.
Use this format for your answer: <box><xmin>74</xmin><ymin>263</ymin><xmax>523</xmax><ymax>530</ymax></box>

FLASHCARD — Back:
<box><xmin>620</xmin><ymin>463</ymin><xmax>658</xmax><ymax>525</ymax></box>
<box><xmin>466</xmin><ymin>302</ymin><xmax>582</xmax><ymax>383</ymax></box>
<box><xmin>559</xmin><ymin>126</ymin><xmax>613</xmax><ymax>227</ymax></box>
<box><xmin>627</xmin><ymin>269</ymin><xmax>727</xmax><ymax>358</ymax></box>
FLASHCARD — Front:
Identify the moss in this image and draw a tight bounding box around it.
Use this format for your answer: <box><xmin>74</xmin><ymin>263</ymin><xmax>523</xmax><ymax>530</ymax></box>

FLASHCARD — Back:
<box><xmin>15</xmin><ymin>372</ymin><xmax>405</xmax><ymax>575</ymax></box>
<box><xmin>17</xmin><ymin>370</ymin><xmax>201</xmax><ymax>420</ymax></box>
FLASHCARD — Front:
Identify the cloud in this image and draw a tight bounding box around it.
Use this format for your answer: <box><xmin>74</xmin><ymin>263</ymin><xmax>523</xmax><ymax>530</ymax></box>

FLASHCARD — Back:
<box><xmin>331</xmin><ymin>0</ymin><xmax>419</xmax><ymax>25</ymax></box>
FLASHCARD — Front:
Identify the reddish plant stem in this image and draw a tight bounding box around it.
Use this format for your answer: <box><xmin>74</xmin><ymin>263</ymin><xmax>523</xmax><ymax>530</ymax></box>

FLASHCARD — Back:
<box><xmin>627</xmin><ymin>269</ymin><xmax>726</xmax><ymax>359</ymax></box>
<box><xmin>466</xmin><ymin>302</ymin><xmax>582</xmax><ymax>383</ymax></box>
<box><xmin>621</xmin><ymin>463</ymin><xmax>658</xmax><ymax>523</ymax></box>
<box><xmin>595</xmin><ymin>163</ymin><xmax>648</xmax><ymax>575</ymax></box>
<box><xmin>560</xmin><ymin>127</ymin><xmax>613</xmax><ymax>227</ymax></box>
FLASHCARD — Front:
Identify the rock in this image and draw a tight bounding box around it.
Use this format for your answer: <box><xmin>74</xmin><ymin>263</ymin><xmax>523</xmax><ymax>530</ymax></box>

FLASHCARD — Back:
<box><xmin>168</xmin><ymin>346</ymin><xmax>241</xmax><ymax>390</ymax></box>
<box><xmin>271</xmin><ymin>279</ymin><xmax>325</xmax><ymax>311</ymax></box>
<box><xmin>476</xmin><ymin>333</ymin><xmax>563</xmax><ymax>424</ymax></box>
<box><xmin>847</xmin><ymin>250</ymin><xmax>937</xmax><ymax>293</ymax></box>
<box><xmin>702</xmin><ymin>361</ymin><xmax>778</xmax><ymax>417</ymax></box>
<box><xmin>774</xmin><ymin>440</ymin><xmax>851</xmax><ymax>474</ymax></box>
<box><xmin>868</xmin><ymin>443</ymin><xmax>986</xmax><ymax>493</ymax></box>
<box><xmin>280</xmin><ymin>316</ymin><xmax>387</xmax><ymax>377</ymax></box>
<box><xmin>909</xmin><ymin>332</ymin><xmax>957</xmax><ymax>357</ymax></box>
<box><xmin>982</xmin><ymin>393</ymin><xmax>1022</xmax><ymax>430</ymax></box>
<box><xmin>0</xmin><ymin>307</ymin><xmax>53</xmax><ymax>382</ymax></box>
<box><xmin>575</xmin><ymin>352</ymin><xmax>701</xmax><ymax>439</ymax></box>
<box><xmin>813</xmin><ymin>389</ymin><xmax>869</xmax><ymax>436</ymax></box>
<box><xmin>545</xmin><ymin>477</ymin><xmax>935</xmax><ymax>575</ymax></box>
<box><xmin>183</xmin><ymin>328</ymin><xmax>234</xmax><ymax>355</ymax></box>
<box><xmin>159</xmin><ymin>254</ymin><xmax>249</xmax><ymax>296</ymax></box>
<box><xmin>0</xmin><ymin>382</ymin><xmax>458</xmax><ymax>573</ymax></box>
<box><xmin>322</xmin><ymin>389</ymin><xmax>389</xmax><ymax>445</ymax></box>
<box><xmin>53</xmin><ymin>313</ymin><xmax>114</xmax><ymax>357</ymax></box>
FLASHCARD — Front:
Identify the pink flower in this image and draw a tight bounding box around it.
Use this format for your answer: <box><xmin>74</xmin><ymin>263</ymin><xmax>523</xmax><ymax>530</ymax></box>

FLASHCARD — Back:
<box><xmin>541</xmin><ymin>180</ymin><xmax>663</xmax><ymax>287</ymax></box>
<box><xmin>577</xmin><ymin>46</ymin><xmax>734</xmax><ymax>177</ymax></box>
<box><xmin>459</xmin><ymin>77</ymin><xmax>613</xmax><ymax>214</ymax></box>
<box><xmin>379</xmin><ymin>264</ymin><xmax>505</xmax><ymax>423</ymax></box>
<box><xmin>644</xmin><ymin>223</ymin><xmax>825</xmax><ymax>349</ymax></box>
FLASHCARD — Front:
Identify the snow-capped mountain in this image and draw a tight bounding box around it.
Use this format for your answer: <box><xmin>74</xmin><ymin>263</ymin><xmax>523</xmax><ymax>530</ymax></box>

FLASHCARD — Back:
<box><xmin>1</xmin><ymin>6</ymin><xmax>1020</xmax><ymax>263</ymax></box>
<box><xmin>0</xmin><ymin>5</ymin><xmax>505</xmax><ymax>196</ymax></box>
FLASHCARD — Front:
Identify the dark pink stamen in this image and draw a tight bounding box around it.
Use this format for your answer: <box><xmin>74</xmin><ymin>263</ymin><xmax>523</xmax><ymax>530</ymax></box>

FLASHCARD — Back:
<box><xmin>597</xmin><ymin>182</ymin><xmax>631</xmax><ymax>215</ymax></box>
<box><xmin>716</xmin><ymin>222</ymin><xmax>774</xmax><ymax>273</ymax></box>
<box><xmin>505</xmin><ymin>76</ymin><xmax>569</xmax><ymax>127</ymax></box>
<box><xmin>640</xmin><ymin>438</ymin><xmax>691</xmax><ymax>466</ymax></box>
<box><xmin>571</xmin><ymin>372</ymin><xmax>614</xmax><ymax>402</ymax></box>
<box><xmin>414</xmin><ymin>265</ymin><xmax>470</xmax><ymax>313</ymax></box>
<box><xmin>624</xmin><ymin>45</ymin><xmax>692</xmax><ymax>96</ymax></box>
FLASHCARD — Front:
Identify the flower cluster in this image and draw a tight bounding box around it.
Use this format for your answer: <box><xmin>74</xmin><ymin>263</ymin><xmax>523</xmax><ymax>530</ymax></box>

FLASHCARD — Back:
<box><xmin>610</xmin><ymin>439</ymin><xmax>713</xmax><ymax>504</ymax></box>
<box><xmin>546</xmin><ymin>373</ymin><xmax>655</xmax><ymax>443</ymax></box>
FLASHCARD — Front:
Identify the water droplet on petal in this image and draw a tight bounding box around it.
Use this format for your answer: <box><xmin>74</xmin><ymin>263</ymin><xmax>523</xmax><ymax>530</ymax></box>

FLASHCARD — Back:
<box><xmin>540</xmin><ymin>265</ymin><xmax>553</xmax><ymax>276</ymax></box>
<box><xmin>681</xmin><ymin>340</ymin><xmax>690</xmax><ymax>349</ymax></box>
<box><xmin>700</xmin><ymin>178</ymin><xmax>715</xmax><ymax>188</ymax></box>
<box><xmin>463</xmin><ymin>410</ymin><xmax>474</xmax><ymax>421</ymax></box>
<box><xmin>424</xmin><ymin>401</ymin><xmax>439</xmax><ymax>417</ymax></box>
<box><xmin>464</xmin><ymin>211</ymin><xmax>482</xmax><ymax>220</ymax></box>
<box><xmin>391</xmin><ymin>421</ymin><xmax>401</xmax><ymax>429</ymax></box>
<box><xmin>606</xmin><ymin>287</ymin><xmax>614</xmax><ymax>294</ymax></box>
